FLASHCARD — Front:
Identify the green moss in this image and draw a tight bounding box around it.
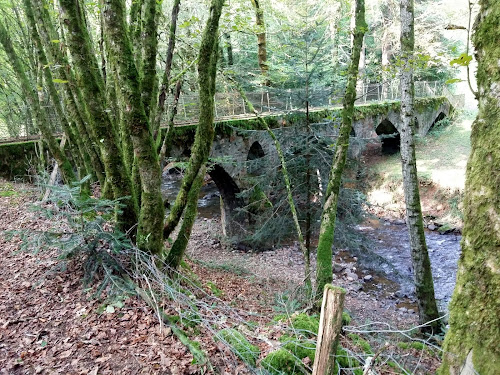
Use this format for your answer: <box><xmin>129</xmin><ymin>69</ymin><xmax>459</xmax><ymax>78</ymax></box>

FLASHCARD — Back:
<box><xmin>397</xmin><ymin>341</ymin><xmax>427</xmax><ymax>351</ymax></box>
<box><xmin>215</xmin><ymin>328</ymin><xmax>260</xmax><ymax>366</ymax></box>
<box><xmin>347</xmin><ymin>333</ymin><xmax>373</xmax><ymax>354</ymax></box>
<box><xmin>206</xmin><ymin>281</ymin><xmax>223</xmax><ymax>297</ymax></box>
<box><xmin>279</xmin><ymin>334</ymin><xmax>316</xmax><ymax>361</ymax></box>
<box><xmin>290</xmin><ymin>313</ymin><xmax>319</xmax><ymax>336</ymax></box>
<box><xmin>335</xmin><ymin>347</ymin><xmax>363</xmax><ymax>374</ymax></box>
<box><xmin>342</xmin><ymin>311</ymin><xmax>352</xmax><ymax>326</ymax></box>
<box><xmin>260</xmin><ymin>348</ymin><xmax>305</xmax><ymax>374</ymax></box>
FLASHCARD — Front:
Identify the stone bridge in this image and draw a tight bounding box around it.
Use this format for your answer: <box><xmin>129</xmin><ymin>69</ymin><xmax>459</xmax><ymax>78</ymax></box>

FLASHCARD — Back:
<box><xmin>165</xmin><ymin>96</ymin><xmax>451</xmax><ymax>234</ymax></box>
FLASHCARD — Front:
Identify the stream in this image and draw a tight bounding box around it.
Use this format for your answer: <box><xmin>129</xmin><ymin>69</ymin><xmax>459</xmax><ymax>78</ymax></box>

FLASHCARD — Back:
<box><xmin>162</xmin><ymin>172</ymin><xmax>461</xmax><ymax>312</ymax></box>
<box><xmin>355</xmin><ymin>220</ymin><xmax>461</xmax><ymax>311</ymax></box>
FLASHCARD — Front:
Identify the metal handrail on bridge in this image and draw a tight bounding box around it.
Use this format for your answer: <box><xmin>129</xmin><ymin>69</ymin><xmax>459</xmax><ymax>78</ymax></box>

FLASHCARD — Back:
<box><xmin>0</xmin><ymin>80</ymin><xmax>460</xmax><ymax>144</ymax></box>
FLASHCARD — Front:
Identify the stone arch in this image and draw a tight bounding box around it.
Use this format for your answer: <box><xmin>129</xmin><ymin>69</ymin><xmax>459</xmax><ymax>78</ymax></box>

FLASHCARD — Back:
<box><xmin>246</xmin><ymin>141</ymin><xmax>265</xmax><ymax>175</ymax></box>
<box><xmin>208</xmin><ymin>164</ymin><xmax>244</xmax><ymax>235</ymax></box>
<box><xmin>376</xmin><ymin>119</ymin><xmax>400</xmax><ymax>154</ymax></box>
<box><xmin>430</xmin><ymin>112</ymin><xmax>447</xmax><ymax>131</ymax></box>
<box><xmin>247</xmin><ymin>141</ymin><xmax>265</xmax><ymax>160</ymax></box>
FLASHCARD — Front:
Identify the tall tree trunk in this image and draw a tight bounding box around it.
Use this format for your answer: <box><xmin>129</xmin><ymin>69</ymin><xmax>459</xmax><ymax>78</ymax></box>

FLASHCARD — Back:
<box><xmin>152</xmin><ymin>0</ymin><xmax>181</xmax><ymax>139</ymax></box>
<box><xmin>315</xmin><ymin>0</ymin><xmax>366</xmax><ymax>297</ymax></box>
<box><xmin>225</xmin><ymin>33</ymin><xmax>233</xmax><ymax>66</ymax></box>
<box><xmin>250</xmin><ymin>0</ymin><xmax>269</xmax><ymax>86</ymax></box>
<box><xmin>439</xmin><ymin>1</ymin><xmax>500</xmax><ymax>373</ymax></box>
<box><xmin>34</xmin><ymin>0</ymin><xmax>106</xmax><ymax>184</ymax></box>
<box><xmin>23</xmin><ymin>0</ymin><xmax>90</xmax><ymax>180</ymax></box>
<box><xmin>163</xmin><ymin>0</ymin><xmax>224</xmax><ymax>240</ymax></box>
<box><xmin>59</xmin><ymin>0</ymin><xmax>138</xmax><ymax>230</ymax></box>
<box><xmin>140</xmin><ymin>0</ymin><xmax>159</xmax><ymax>120</ymax></box>
<box><xmin>400</xmin><ymin>0</ymin><xmax>440</xmax><ymax>333</ymax></box>
<box><xmin>165</xmin><ymin>166</ymin><xmax>205</xmax><ymax>269</ymax></box>
<box><xmin>102</xmin><ymin>0</ymin><xmax>164</xmax><ymax>254</ymax></box>
<box><xmin>0</xmin><ymin>19</ymin><xmax>76</xmax><ymax>184</ymax></box>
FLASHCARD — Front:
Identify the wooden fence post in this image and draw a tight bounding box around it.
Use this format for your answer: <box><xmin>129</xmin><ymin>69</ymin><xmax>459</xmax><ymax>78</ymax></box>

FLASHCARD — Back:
<box><xmin>312</xmin><ymin>284</ymin><xmax>346</xmax><ymax>375</ymax></box>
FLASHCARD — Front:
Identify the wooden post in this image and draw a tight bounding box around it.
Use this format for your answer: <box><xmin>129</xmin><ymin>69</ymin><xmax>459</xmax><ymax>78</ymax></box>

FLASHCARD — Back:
<box><xmin>312</xmin><ymin>284</ymin><xmax>346</xmax><ymax>375</ymax></box>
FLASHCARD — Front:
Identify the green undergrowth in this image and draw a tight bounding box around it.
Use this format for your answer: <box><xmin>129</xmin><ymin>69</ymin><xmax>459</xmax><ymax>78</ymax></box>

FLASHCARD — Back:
<box><xmin>215</xmin><ymin>328</ymin><xmax>260</xmax><ymax>366</ymax></box>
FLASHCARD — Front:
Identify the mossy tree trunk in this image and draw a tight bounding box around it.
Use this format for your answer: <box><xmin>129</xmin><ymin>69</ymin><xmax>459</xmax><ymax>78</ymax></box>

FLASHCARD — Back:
<box><xmin>140</xmin><ymin>0</ymin><xmax>159</xmax><ymax>120</ymax></box>
<box><xmin>163</xmin><ymin>0</ymin><xmax>224</xmax><ymax>240</ymax></box>
<box><xmin>399</xmin><ymin>0</ymin><xmax>440</xmax><ymax>333</ymax></box>
<box><xmin>165</xmin><ymin>166</ymin><xmax>205</xmax><ymax>269</ymax></box>
<box><xmin>0</xmin><ymin>19</ymin><xmax>76</xmax><ymax>184</ymax></box>
<box><xmin>102</xmin><ymin>0</ymin><xmax>164</xmax><ymax>255</ymax></box>
<box><xmin>59</xmin><ymin>0</ymin><xmax>138</xmax><ymax>230</ymax></box>
<box><xmin>153</xmin><ymin>0</ymin><xmax>181</xmax><ymax>139</ymax></box>
<box><xmin>23</xmin><ymin>0</ymin><xmax>91</xmax><ymax>181</ymax></box>
<box><xmin>34</xmin><ymin>0</ymin><xmax>106</xmax><ymax>185</ymax></box>
<box><xmin>250</xmin><ymin>0</ymin><xmax>269</xmax><ymax>86</ymax></box>
<box><xmin>439</xmin><ymin>1</ymin><xmax>500</xmax><ymax>373</ymax></box>
<box><xmin>315</xmin><ymin>0</ymin><xmax>366</xmax><ymax>297</ymax></box>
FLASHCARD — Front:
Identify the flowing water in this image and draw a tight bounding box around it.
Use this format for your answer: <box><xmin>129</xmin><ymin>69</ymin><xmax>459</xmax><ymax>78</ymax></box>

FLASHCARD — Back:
<box><xmin>161</xmin><ymin>171</ymin><xmax>221</xmax><ymax>219</ymax></box>
<box><xmin>162</xmin><ymin>172</ymin><xmax>461</xmax><ymax>311</ymax></box>
<box><xmin>355</xmin><ymin>220</ymin><xmax>461</xmax><ymax>310</ymax></box>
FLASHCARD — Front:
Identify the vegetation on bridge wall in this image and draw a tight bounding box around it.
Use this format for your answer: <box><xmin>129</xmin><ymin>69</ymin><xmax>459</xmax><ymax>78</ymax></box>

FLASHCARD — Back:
<box><xmin>0</xmin><ymin>97</ymin><xmax>449</xmax><ymax>180</ymax></box>
<box><xmin>0</xmin><ymin>141</ymin><xmax>37</xmax><ymax>180</ymax></box>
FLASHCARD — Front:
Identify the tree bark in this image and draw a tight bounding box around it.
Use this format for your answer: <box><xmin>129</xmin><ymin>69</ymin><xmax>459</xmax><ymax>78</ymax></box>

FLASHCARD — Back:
<box><xmin>165</xmin><ymin>166</ymin><xmax>205</xmax><ymax>269</ymax></box>
<box><xmin>102</xmin><ymin>0</ymin><xmax>164</xmax><ymax>254</ymax></box>
<box><xmin>312</xmin><ymin>285</ymin><xmax>346</xmax><ymax>375</ymax></box>
<box><xmin>140</xmin><ymin>0</ymin><xmax>159</xmax><ymax>120</ymax></box>
<box><xmin>250</xmin><ymin>0</ymin><xmax>269</xmax><ymax>86</ymax></box>
<box><xmin>153</xmin><ymin>0</ymin><xmax>181</xmax><ymax>139</ymax></box>
<box><xmin>439</xmin><ymin>1</ymin><xmax>500</xmax><ymax>373</ymax></box>
<box><xmin>315</xmin><ymin>0</ymin><xmax>366</xmax><ymax>297</ymax></box>
<box><xmin>163</xmin><ymin>0</ymin><xmax>224</xmax><ymax>240</ymax></box>
<box><xmin>399</xmin><ymin>0</ymin><xmax>440</xmax><ymax>333</ymax></box>
<box><xmin>59</xmin><ymin>0</ymin><xmax>138</xmax><ymax>230</ymax></box>
<box><xmin>0</xmin><ymin>19</ymin><xmax>76</xmax><ymax>184</ymax></box>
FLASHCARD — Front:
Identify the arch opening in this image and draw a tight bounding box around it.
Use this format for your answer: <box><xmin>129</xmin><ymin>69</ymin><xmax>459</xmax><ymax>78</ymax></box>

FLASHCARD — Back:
<box><xmin>376</xmin><ymin>119</ymin><xmax>400</xmax><ymax>155</ymax></box>
<box><xmin>430</xmin><ymin>112</ymin><xmax>447</xmax><ymax>131</ymax></box>
<box><xmin>247</xmin><ymin>141</ymin><xmax>265</xmax><ymax>160</ymax></box>
<box><xmin>247</xmin><ymin>141</ymin><xmax>265</xmax><ymax>175</ymax></box>
<box><xmin>208</xmin><ymin>164</ymin><xmax>244</xmax><ymax>215</ymax></box>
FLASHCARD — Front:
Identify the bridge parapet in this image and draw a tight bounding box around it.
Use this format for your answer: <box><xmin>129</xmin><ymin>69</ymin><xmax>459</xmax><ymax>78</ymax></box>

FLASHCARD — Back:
<box><xmin>0</xmin><ymin>81</ymin><xmax>458</xmax><ymax>143</ymax></box>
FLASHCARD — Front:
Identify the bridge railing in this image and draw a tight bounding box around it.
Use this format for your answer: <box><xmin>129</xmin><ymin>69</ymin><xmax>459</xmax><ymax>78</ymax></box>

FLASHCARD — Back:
<box><xmin>0</xmin><ymin>80</ymin><xmax>455</xmax><ymax>143</ymax></box>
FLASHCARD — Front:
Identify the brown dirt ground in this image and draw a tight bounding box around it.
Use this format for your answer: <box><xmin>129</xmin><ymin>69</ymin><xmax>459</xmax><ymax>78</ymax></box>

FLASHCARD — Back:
<box><xmin>0</xmin><ymin>182</ymin><xmax>439</xmax><ymax>374</ymax></box>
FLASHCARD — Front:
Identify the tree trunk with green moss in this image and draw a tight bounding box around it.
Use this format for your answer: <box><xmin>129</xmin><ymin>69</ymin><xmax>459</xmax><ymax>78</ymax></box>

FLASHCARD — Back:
<box><xmin>34</xmin><ymin>0</ymin><xmax>106</xmax><ymax>185</ymax></box>
<box><xmin>153</xmin><ymin>0</ymin><xmax>181</xmax><ymax>138</ymax></box>
<box><xmin>102</xmin><ymin>0</ymin><xmax>164</xmax><ymax>254</ymax></box>
<box><xmin>400</xmin><ymin>0</ymin><xmax>440</xmax><ymax>333</ymax></box>
<box><xmin>439</xmin><ymin>1</ymin><xmax>500</xmax><ymax>373</ymax></box>
<box><xmin>23</xmin><ymin>0</ymin><xmax>91</xmax><ymax>180</ymax></box>
<box><xmin>165</xmin><ymin>166</ymin><xmax>205</xmax><ymax>269</ymax></box>
<box><xmin>140</xmin><ymin>0</ymin><xmax>159</xmax><ymax>120</ymax></box>
<box><xmin>59</xmin><ymin>0</ymin><xmax>138</xmax><ymax>230</ymax></box>
<box><xmin>163</xmin><ymin>0</ymin><xmax>224</xmax><ymax>240</ymax></box>
<box><xmin>0</xmin><ymin>19</ymin><xmax>75</xmax><ymax>184</ymax></box>
<box><xmin>250</xmin><ymin>0</ymin><xmax>269</xmax><ymax>86</ymax></box>
<box><xmin>315</xmin><ymin>0</ymin><xmax>366</xmax><ymax>297</ymax></box>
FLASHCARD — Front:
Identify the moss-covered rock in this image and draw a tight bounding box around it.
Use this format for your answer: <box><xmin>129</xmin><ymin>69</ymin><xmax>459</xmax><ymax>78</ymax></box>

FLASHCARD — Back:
<box><xmin>215</xmin><ymin>328</ymin><xmax>260</xmax><ymax>366</ymax></box>
<box><xmin>260</xmin><ymin>348</ymin><xmax>306</xmax><ymax>374</ymax></box>
<box><xmin>290</xmin><ymin>313</ymin><xmax>319</xmax><ymax>336</ymax></box>
<box><xmin>279</xmin><ymin>334</ymin><xmax>316</xmax><ymax>361</ymax></box>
